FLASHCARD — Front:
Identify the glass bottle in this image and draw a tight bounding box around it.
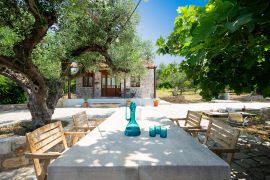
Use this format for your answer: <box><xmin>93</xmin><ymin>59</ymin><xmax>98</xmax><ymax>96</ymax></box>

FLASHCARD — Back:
<box><xmin>124</xmin><ymin>102</ymin><xmax>141</xmax><ymax>136</ymax></box>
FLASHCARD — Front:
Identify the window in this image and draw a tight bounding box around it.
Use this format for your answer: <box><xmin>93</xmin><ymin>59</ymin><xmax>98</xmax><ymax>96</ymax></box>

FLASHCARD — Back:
<box><xmin>130</xmin><ymin>76</ymin><xmax>140</xmax><ymax>87</ymax></box>
<box><xmin>82</xmin><ymin>74</ymin><xmax>93</xmax><ymax>87</ymax></box>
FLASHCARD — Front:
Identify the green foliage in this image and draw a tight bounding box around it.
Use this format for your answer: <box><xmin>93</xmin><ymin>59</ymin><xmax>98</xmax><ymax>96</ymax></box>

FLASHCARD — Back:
<box><xmin>157</xmin><ymin>0</ymin><xmax>270</xmax><ymax>100</ymax></box>
<box><xmin>1</xmin><ymin>0</ymin><xmax>153</xmax><ymax>80</ymax></box>
<box><xmin>64</xmin><ymin>79</ymin><xmax>76</xmax><ymax>94</ymax></box>
<box><xmin>157</xmin><ymin>62</ymin><xmax>192</xmax><ymax>93</ymax></box>
<box><xmin>109</xmin><ymin>38</ymin><xmax>154</xmax><ymax>77</ymax></box>
<box><xmin>0</xmin><ymin>75</ymin><xmax>27</xmax><ymax>104</ymax></box>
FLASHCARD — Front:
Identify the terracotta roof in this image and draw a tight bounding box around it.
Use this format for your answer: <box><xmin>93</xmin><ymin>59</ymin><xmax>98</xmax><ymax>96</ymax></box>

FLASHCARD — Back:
<box><xmin>145</xmin><ymin>63</ymin><xmax>157</xmax><ymax>69</ymax></box>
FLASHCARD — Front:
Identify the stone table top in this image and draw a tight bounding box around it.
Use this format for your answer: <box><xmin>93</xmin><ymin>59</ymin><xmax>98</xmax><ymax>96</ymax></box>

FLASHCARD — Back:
<box><xmin>48</xmin><ymin>108</ymin><xmax>230</xmax><ymax>180</ymax></box>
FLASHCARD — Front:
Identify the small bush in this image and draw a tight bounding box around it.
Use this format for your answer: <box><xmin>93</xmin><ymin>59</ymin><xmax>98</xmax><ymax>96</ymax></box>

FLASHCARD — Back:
<box><xmin>0</xmin><ymin>75</ymin><xmax>27</xmax><ymax>104</ymax></box>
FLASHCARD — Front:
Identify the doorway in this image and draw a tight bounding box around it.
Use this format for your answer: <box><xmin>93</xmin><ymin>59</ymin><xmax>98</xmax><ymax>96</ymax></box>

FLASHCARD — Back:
<box><xmin>101</xmin><ymin>71</ymin><xmax>121</xmax><ymax>97</ymax></box>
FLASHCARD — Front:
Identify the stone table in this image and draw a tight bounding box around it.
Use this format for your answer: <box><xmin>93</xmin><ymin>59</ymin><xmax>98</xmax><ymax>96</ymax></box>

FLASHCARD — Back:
<box><xmin>48</xmin><ymin>108</ymin><xmax>230</xmax><ymax>180</ymax></box>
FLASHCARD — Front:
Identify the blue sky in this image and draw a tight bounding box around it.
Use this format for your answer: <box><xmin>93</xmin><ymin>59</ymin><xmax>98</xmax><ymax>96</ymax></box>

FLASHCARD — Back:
<box><xmin>136</xmin><ymin>0</ymin><xmax>208</xmax><ymax>65</ymax></box>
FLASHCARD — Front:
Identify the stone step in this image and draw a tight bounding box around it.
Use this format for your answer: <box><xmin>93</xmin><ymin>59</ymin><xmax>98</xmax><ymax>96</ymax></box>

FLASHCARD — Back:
<box><xmin>90</xmin><ymin>103</ymin><xmax>121</xmax><ymax>108</ymax></box>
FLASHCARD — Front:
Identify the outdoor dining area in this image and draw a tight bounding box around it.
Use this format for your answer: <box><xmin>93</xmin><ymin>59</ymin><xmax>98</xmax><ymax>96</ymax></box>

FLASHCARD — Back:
<box><xmin>24</xmin><ymin>104</ymin><xmax>244</xmax><ymax>180</ymax></box>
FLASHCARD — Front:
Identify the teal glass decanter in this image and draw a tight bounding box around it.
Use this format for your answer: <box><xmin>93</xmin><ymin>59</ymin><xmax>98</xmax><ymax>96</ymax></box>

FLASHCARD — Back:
<box><xmin>124</xmin><ymin>102</ymin><xmax>141</xmax><ymax>136</ymax></box>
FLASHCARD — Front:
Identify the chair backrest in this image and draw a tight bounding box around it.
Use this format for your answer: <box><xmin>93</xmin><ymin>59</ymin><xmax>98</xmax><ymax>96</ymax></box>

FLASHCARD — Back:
<box><xmin>26</xmin><ymin>121</ymin><xmax>68</xmax><ymax>153</ymax></box>
<box><xmin>72</xmin><ymin>111</ymin><xmax>90</xmax><ymax>128</ymax></box>
<box><xmin>26</xmin><ymin>121</ymin><xmax>68</xmax><ymax>179</ymax></box>
<box><xmin>228</xmin><ymin>113</ymin><xmax>244</xmax><ymax>123</ymax></box>
<box><xmin>184</xmin><ymin>110</ymin><xmax>202</xmax><ymax>127</ymax></box>
<box><xmin>204</xmin><ymin>118</ymin><xmax>240</xmax><ymax>163</ymax></box>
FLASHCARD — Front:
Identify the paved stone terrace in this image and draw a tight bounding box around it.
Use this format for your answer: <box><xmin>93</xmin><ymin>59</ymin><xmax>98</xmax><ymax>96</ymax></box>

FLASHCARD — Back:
<box><xmin>231</xmin><ymin>133</ymin><xmax>270</xmax><ymax>180</ymax></box>
<box><xmin>1</xmin><ymin>102</ymin><xmax>270</xmax><ymax>179</ymax></box>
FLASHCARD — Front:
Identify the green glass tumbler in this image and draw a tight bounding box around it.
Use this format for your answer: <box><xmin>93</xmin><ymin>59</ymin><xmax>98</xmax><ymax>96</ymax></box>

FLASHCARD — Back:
<box><xmin>160</xmin><ymin>127</ymin><xmax>167</xmax><ymax>138</ymax></box>
<box><xmin>155</xmin><ymin>125</ymin><xmax>161</xmax><ymax>134</ymax></box>
<box><xmin>149</xmin><ymin>126</ymin><xmax>156</xmax><ymax>137</ymax></box>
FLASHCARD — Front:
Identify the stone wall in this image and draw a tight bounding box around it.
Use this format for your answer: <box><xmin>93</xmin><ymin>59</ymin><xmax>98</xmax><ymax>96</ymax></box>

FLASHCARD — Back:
<box><xmin>0</xmin><ymin>136</ymin><xmax>66</xmax><ymax>171</ymax></box>
<box><xmin>261</xmin><ymin>107</ymin><xmax>270</xmax><ymax>121</ymax></box>
<box><xmin>0</xmin><ymin>136</ymin><xmax>30</xmax><ymax>171</ymax></box>
<box><xmin>76</xmin><ymin>77</ymin><xmax>94</xmax><ymax>98</ymax></box>
<box><xmin>76</xmin><ymin>70</ymin><xmax>154</xmax><ymax>98</ymax></box>
<box><xmin>94</xmin><ymin>72</ymin><xmax>102</xmax><ymax>97</ymax></box>
<box><xmin>76</xmin><ymin>72</ymin><xmax>102</xmax><ymax>98</ymax></box>
<box><xmin>0</xmin><ymin>104</ymin><xmax>27</xmax><ymax>112</ymax></box>
<box><xmin>127</xmin><ymin>69</ymin><xmax>154</xmax><ymax>98</ymax></box>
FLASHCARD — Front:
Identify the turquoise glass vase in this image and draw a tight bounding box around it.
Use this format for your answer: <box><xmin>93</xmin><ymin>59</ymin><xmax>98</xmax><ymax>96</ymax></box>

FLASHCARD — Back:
<box><xmin>124</xmin><ymin>102</ymin><xmax>141</xmax><ymax>136</ymax></box>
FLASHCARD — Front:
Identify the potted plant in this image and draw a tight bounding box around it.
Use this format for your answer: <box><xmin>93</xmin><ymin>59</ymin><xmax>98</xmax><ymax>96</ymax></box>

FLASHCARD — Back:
<box><xmin>83</xmin><ymin>98</ymin><xmax>89</xmax><ymax>108</ymax></box>
<box><xmin>153</xmin><ymin>98</ymin><xmax>159</xmax><ymax>107</ymax></box>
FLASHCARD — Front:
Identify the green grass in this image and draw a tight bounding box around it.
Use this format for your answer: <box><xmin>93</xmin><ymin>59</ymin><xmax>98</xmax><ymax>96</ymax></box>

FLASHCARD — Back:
<box><xmin>157</xmin><ymin>89</ymin><xmax>203</xmax><ymax>103</ymax></box>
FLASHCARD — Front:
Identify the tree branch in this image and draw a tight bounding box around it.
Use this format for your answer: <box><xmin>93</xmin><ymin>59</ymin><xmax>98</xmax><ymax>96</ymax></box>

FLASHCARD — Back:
<box><xmin>25</xmin><ymin>0</ymin><xmax>43</xmax><ymax>20</ymax></box>
<box><xmin>0</xmin><ymin>55</ymin><xmax>24</xmax><ymax>72</ymax></box>
<box><xmin>0</xmin><ymin>66</ymin><xmax>34</xmax><ymax>94</ymax></box>
<box><xmin>0</xmin><ymin>55</ymin><xmax>47</xmax><ymax>94</ymax></box>
<box><xmin>13</xmin><ymin>0</ymin><xmax>57</xmax><ymax>61</ymax></box>
<box><xmin>71</xmin><ymin>44</ymin><xmax>107</xmax><ymax>57</ymax></box>
<box><xmin>102</xmin><ymin>52</ymin><xmax>130</xmax><ymax>73</ymax></box>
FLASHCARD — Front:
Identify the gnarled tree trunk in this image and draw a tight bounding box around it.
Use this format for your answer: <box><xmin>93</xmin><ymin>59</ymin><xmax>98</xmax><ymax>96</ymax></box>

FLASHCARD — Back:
<box><xmin>27</xmin><ymin>92</ymin><xmax>53</xmax><ymax>127</ymax></box>
<box><xmin>0</xmin><ymin>67</ymin><xmax>65</xmax><ymax>128</ymax></box>
<box><xmin>27</xmin><ymin>80</ymin><xmax>64</xmax><ymax>128</ymax></box>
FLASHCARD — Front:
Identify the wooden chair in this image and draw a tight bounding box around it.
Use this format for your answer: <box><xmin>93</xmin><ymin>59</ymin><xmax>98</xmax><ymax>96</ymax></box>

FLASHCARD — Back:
<box><xmin>169</xmin><ymin>110</ymin><xmax>205</xmax><ymax>137</ymax></box>
<box><xmin>70</xmin><ymin>111</ymin><xmax>101</xmax><ymax>144</ymax></box>
<box><xmin>25</xmin><ymin>121</ymin><xmax>85</xmax><ymax>180</ymax></box>
<box><xmin>202</xmin><ymin>118</ymin><xmax>240</xmax><ymax>165</ymax></box>
<box><xmin>227</xmin><ymin>112</ymin><xmax>249</xmax><ymax>127</ymax></box>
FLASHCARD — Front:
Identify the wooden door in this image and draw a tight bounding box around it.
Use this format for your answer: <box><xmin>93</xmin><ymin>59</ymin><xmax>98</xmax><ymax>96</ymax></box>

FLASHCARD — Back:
<box><xmin>101</xmin><ymin>71</ymin><xmax>121</xmax><ymax>97</ymax></box>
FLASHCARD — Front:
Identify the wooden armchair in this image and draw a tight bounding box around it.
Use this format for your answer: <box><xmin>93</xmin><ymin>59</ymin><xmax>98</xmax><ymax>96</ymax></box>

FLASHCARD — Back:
<box><xmin>228</xmin><ymin>112</ymin><xmax>249</xmax><ymax>127</ymax></box>
<box><xmin>169</xmin><ymin>110</ymin><xmax>205</xmax><ymax>137</ymax></box>
<box><xmin>202</xmin><ymin>118</ymin><xmax>240</xmax><ymax>165</ymax></box>
<box><xmin>70</xmin><ymin>111</ymin><xmax>101</xmax><ymax>144</ymax></box>
<box><xmin>25</xmin><ymin>121</ymin><xmax>85</xmax><ymax>180</ymax></box>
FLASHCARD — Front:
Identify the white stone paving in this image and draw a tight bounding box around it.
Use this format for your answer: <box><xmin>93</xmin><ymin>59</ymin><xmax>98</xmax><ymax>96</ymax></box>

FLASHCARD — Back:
<box><xmin>1</xmin><ymin>102</ymin><xmax>270</xmax><ymax>127</ymax></box>
<box><xmin>0</xmin><ymin>108</ymin><xmax>117</xmax><ymax>127</ymax></box>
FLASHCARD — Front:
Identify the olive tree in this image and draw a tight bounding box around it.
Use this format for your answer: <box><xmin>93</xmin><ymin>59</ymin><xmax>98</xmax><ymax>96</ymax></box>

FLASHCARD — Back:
<box><xmin>0</xmin><ymin>0</ymin><xmax>153</xmax><ymax>127</ymax></box>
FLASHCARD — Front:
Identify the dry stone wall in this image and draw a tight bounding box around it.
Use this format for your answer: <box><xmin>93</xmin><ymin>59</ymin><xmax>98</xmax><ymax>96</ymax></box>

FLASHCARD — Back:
<box><xmin>0</xmin><ymin>136</ymin><xmax>30</xmax><ymax>171</ymax></box>
<box><xmin>0</xmin><ymin>104</ymin><xmax>27</xmax><ymax>112</ymax></box>
<box><xmin>261</xmin><ymin>107</ymin><xmax>270</xmax><ymax>121</ymax></box>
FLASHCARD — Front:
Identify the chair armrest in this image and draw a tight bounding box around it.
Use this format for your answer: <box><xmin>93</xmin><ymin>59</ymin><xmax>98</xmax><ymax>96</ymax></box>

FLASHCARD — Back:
<box><xmin>209</xmin><ymin>147</ymin><xmax>240</xmax><ymax>154</ymax></box>
<box><xmin>64</xmin><ymin>131</ymin><xmax>87</xmax><ymax>137</ymax></box>
<box><xmin>185</xmin><ymin>128</ymin><xmax>207</xmax><ymax>133</ymax></box>
<box><xmin>25</xmin><ymin>152</ymin><xmax>61</xmax><ymax>160</ymax></box>
<box><xmin>182</xmin><ymin>126</ymin><xmax>202</xmax><ymax>130</ymax></box>
<box><xmin>71</xmin><ymin>126</ymin><xmax>95</xmax><ymax>131</ymax></box>
<box><xmin>169</xmin><ymin>118</ymin><xmax>186</xmax><ymax>121</ymax></box>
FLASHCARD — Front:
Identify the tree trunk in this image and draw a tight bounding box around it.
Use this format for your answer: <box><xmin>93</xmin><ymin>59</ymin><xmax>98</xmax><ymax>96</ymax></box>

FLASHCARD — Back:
<box><xmin>68</xmin><ymin>79</ymin><xmax>71</xmax><ymax>99</ymax></box>
<box><xmin>27</xmin><ymin>92</ymin><xmax>53</xmax><ymax>128</ymax></box>
<box><xmin>27</xmin><ymin>81</ymin><xmax>64</xmax><ymax>128</ymax></box>
<box><xmin>172</xmin><ymin>87</ymin><xmax>178</xmax><ymax>96</ymax></box>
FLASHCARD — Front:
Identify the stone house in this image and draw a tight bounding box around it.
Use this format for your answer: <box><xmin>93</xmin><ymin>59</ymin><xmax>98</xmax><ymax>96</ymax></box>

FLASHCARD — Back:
<box><xmin>76</xmin><ymin>64</ymin><xmax>157</xmax><ymax>98</ymax></box>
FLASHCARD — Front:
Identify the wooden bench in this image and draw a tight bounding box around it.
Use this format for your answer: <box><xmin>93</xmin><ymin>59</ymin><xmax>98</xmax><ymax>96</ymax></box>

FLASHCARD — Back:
<box><xmin>202</xmin><ymin>118</ymin><xmax>240</xmax><ymax>164</ymax></box>
<box><xmin>25</xmin><ymin>121</ymin><xmax>85</xmax><ymax>180</ymax></box>
<box><xmin>169</xmin><ymin>110</ymin><xmax>204</xmax><ymax>137</ymax></box>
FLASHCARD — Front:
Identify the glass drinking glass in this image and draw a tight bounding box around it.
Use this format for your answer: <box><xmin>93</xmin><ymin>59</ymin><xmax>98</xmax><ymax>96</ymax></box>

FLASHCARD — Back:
<box><xmin>160</xmin><ymin>127</ymin><xmax>167</xmax><ymax>138</ymax></box>
<box><xmin>149</xmin><ymin>126</ymin><xmax>156</xmax><ymax>137</ymax></box>
<box><xmin>155</xmin><ymin>125</ymin><xmax>161</xmax><ymax>134</ymax></box>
